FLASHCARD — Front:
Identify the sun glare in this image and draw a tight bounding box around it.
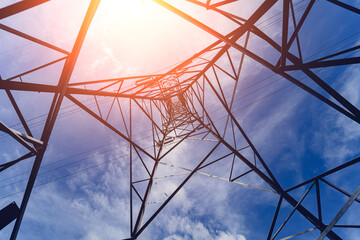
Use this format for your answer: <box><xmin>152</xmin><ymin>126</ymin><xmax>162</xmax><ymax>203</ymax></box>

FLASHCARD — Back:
<box><xmin>114</xmin><ymin>0</ymin><xmax>147</xmax><ymax>12</ymax></box>
<box><xmin>100</xmin><ymin>0</ymin><xmax>148</xmax><ymax>19</ymax></box>
<box><xmin>75</xmin><ymin>0</ymin><xmax>219</xmax><ymax>82</ymax></box>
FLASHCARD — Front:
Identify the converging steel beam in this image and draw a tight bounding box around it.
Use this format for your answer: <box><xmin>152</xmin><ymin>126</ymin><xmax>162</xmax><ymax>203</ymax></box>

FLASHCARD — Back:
<box><xmin>9</xmin><ymin>1</ymin><xmax>100</xmax><ymax>239</ymax></box>
<box><xmin>1</xmin><ymin>0</ymin><xmax>359</xmax><ymax>239</ymax></box>
<box><xmin>186</xmin><ymin>75</ymin><xmax>341</xmax><ymax>239</ymax></box>
<box><xmin>154</xmin><ymin>0</ymin><xmax>360</xmax><ymax>124</ymax></box>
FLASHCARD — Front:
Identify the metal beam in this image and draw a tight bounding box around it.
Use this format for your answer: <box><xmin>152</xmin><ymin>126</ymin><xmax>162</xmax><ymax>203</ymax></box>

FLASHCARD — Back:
<box><xmin>0</xmin><ymin>23</ymin><xmax>70</xmax><ymax>55</ymax></box>
<box><xmin>283</xmin><ymin>57</ymin><xmax>360</xmax><ymax>70</ymax></box>
<box><xmin>326</xmin><ymin>0</ymin><xmax>360</xmax><ymax>14</ymax></box>
<box><xmin>317</xmin><ymin>186</ymin><xmax>360</xmax><ymax>240</ymax></box>
<box><xmin>9</xmin><ymin>1</ymin><xmax>100</xmax><ymax>239</ymax></box>
<box><xmin>0</xmin><ymin>0</ymin><xmax>50</xmax><ymax>19</ymax></box>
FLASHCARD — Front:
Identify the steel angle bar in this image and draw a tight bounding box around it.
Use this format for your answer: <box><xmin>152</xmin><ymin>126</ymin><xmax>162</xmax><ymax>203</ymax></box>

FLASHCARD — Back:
<box><xmin>68</xmin><ymin>74</ymin><xmax>163</xmax><ymax>86</ymax></box>
<box><xmin>0</xmin><ymin>81</ymin><xmax>157</xmax><ymax>100</ymax></box>
<box><xmin>0</xmin><ymin>152</ymin><xmax>36</xmax><ymax>172</ymax></box>
<box><xmin>9</xmin><ymin>1</ymin><xmax>100</xmax><ymax>239</ymax></box>
<box><xmin>283</xmin><ymin>57</ymin><xmax>360</xmax><ymax>70</ymax></box>
<box><xmin>158</xmin><ymin>161</ymin><xmax>276</xmax><ymax>194</ymax></box>
<box><xmin>209</xmin><ymin>0</ymin><xmax>238</xmax><ymax>9</ymax></box>
<box><xmin>129</xmin><ymin>99</ymin><xmax>133</xmax><ymax>232</ymax></box>
<box><xmin>333</xmin><ymin>225</ymin><xmax>360</xmax><ymax>228</ymax></box>
<box><xmin>0</xmin><ymin>121</ymin><xmax>38</xmax><ymax>153</ymax></box>
<box><xmin>5</xmin><ymin>127</ymin><xmax>43</xmax><ymax>147</ymax></box>
<box><xmin>0</xmin><ymin>202</ymin><xmax>20</xmax><ymax>230</ymax></box>
<box><xmin>0</xmin><ymin>0</ymin><xmax>51</xmax><ymax>19</ymax></box>
<box><xmin>151</xmin><ymin>0</ymin><xmax>276</xmax><ymax>45</ymax></box>
<box><xmin>132</xmin><ymin>142</ymin><xmax>221</xmax><ymax>238</ymax></box>
<box><xmin>132</xmin><ymin>160</ymin><xmax>159</xmax><ymax>236</ymax></box>
<box><xmin>0</xmin><ymin>23</ymin><xmax>70</xmax><ymax>55</ymax></box>
<box><xmin>267</xmin><ymin>197</ymin><xmax>283</xmax><ymax>240</ymax></box>
<box><xmin>279</xmin><ymin>227</ymin><xmax>317</xmax><ymax>240</ymax></box>
<box><xmin>4</xmin><ymin>57</ymin><xmax>68</xmax><ymax>81</ymax></box>
<box><xmin>317</xmin><ymin>186</ymin><xmax>360</xmax><ymax>240</ymax></box>
<box><xmin>132</xmin><ymin>173</ymin><xmax>189</xmax><ymax>184</ymax></box>
<box><xmin>4</xmin><ymin>89</ymin><xmax>33</xmax><ymax>137</ymax></box>
<box><xmin>280</xmin><ymin>0</ymin><xmax>290</xmax><ymax>68</ymax></box>
<box><xmin>326</xmin><ymin>0</ymin><xmax>360</xmax><ymax>14</ymax></box>
<box><xmin>275</xmin><ymin>0</ymin><xmax>315</xmax><ymax>67</ymax></box>
<box><xmin>271</xmin><ymin>181</ymin><xmax>316</xmax><ymax>240</ymax></box>
<box><xmin>289</xmin><ymin>0</ymin><xmax>303</xmax><ymax>62</ymax></box>
<box><xmin>308</xmin><ymin>45</ymin><xmax>360</xmax><ymax>63</ymax></box>
<box><xmin>316</xmin><ymin>180</ymin><xmax>323</xmax><ymax>222</ymax></box>
<box><xmin>286</xmin><ymin>156</ymin><xmax>360</xmax><ymax>192</ymax></box>
<box><xmin>320</xmin><ymin>178</ymin><xmax>360</xmax><ymax>204</ymax></box>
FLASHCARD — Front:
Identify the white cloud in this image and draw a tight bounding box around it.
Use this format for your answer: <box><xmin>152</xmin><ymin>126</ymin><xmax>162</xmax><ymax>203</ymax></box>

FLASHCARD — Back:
<box><xmin>159</xmin><ymin>215</ymin><xmax>247</xmax><ymax>240</ymax></box>
<box><xmin>312</xmin><ymin>65</ymin><xmax>360</xmax><ymax>168</ymax></box>
<box><xmin>216</xmin><ymin>231</ymin><xmax>246</xmax><ymax>240</ymax></box>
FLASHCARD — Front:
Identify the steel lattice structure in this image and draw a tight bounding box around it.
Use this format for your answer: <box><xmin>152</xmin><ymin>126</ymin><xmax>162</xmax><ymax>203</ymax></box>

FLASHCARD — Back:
<box><xmin>0</xmin><ymin>0</ymin><xmax>359</xmax><ymax>239</ymax></box>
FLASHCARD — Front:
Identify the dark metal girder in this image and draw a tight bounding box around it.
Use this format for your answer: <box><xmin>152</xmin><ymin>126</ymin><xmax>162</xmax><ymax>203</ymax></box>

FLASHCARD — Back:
<box><xmin>280</xmin><ymin>0</ymin><xmax>289</xmax><ymax>67</ymax></box>
<box><xmin>0</xmin><ymin>152</ymin><xmax>36</xmax><ymax>173</ymax></box>
<box><xmin>0</xmin><ymin>202</ymin><xmax>20</xmax><ymax>230</ymax></box>
<box><xmin>309</xmin><ymin>45</ymin><xmax>360</xmax><ymax>63</ymax></box>
<box><xmin>267</xmin><ymin>196</ymin><xmax>283</xmax><ymax>240</ymax></box>
<box><xmin>286</xmin><ymin>156</ymin><xmax>360</xmax><ymax>192</ymax></box>
<box><xmin>317</xmin><ymin>186</ymin><xmax>360</xmax><ymax>240</ymax></box>
<box><xmin>0</xmin><ymin>121</ymin><xmax>38</xmax><ymax>153</ymax></box>
<box><xmin>0</xmin><ymin>0</ymin><xmax>50</xmax><ymax>19</ymax></box>
<box><xmin>5</xmin><ymin>89</ymin><xmax>34</xmax><ymax>138</ymax></box>
<box><xmin>0</xmin><ymin>81</ymin><xmax>158</xmax><ymax>100</ymax></box>
<box><xmin>326</xmin><ymin>0</ymin><xmax>360</xmax><ymax>14</ymax></box>
<box><xmin>276</xmin><ymin>0</ymin><xmax>315</xmax><ymax>67</ymax></box>
<box><xmin>321</xmin><ymin>178</ymin><xmax>360</xmax><ymax>204</ymax></box>
<box><xmin>283</xmin><ymin>57</ymin><xmax>360</xmax><ymax>70</ymax></box>
<box><xmin>4</xmin><ymin>57</ymin><xmax>68</xmax><ymax>82</ymax></box>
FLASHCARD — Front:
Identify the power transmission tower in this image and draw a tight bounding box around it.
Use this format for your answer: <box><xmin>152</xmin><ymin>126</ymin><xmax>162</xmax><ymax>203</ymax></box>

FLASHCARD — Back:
<box><xmin>0</xmin><ymin>0</ymin><xmax>359</xmax><ymax>239</ymax></box>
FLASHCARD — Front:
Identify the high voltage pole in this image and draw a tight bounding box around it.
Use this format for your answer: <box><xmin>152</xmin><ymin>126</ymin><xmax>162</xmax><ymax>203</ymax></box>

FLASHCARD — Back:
<box><xmin>0</xmin><ymin>0</ymin><xmax>359</xmax><ymax>239</ymax></box>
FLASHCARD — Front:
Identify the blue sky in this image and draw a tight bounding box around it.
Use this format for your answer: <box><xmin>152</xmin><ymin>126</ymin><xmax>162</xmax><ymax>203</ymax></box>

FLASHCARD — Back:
<box><xmin>0</xmin><ymin>0</ymin><xmax>359</xmax><ymax>239</ymax></box>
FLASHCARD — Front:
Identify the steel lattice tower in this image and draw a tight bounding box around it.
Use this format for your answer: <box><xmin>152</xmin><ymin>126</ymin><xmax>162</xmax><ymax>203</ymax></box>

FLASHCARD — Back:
<box><xmin>0</xmin><ymin>0</ymin><xmax>359</xmax><ymax>239</ymax></box>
